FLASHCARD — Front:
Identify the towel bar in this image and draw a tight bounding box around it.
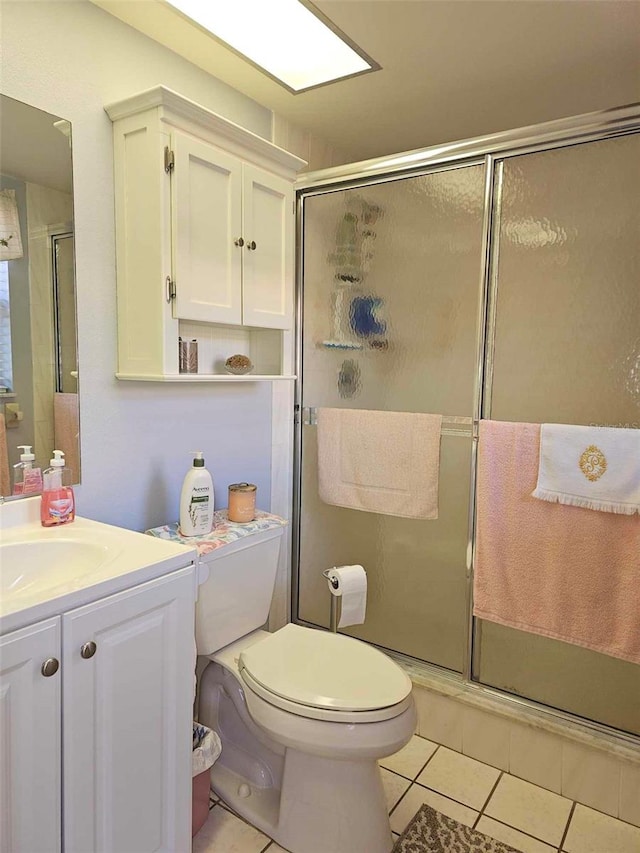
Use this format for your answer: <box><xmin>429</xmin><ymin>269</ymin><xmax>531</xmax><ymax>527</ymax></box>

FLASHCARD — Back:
<box><xmin>302</xmin><ymin>407</ymin><xmax>472</xmax><ymax>437</ymax></box>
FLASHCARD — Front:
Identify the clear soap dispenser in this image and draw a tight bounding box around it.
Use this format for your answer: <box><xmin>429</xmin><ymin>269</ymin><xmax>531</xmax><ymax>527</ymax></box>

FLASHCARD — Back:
<box><xmin>41</xmin><ymin>450</ymin><xmax>75</xmax><ymax>527</ymax></box>
<box><xmin>13</xmin><ymin>445</ymin><xmax>43</xmax><ymax>495</ymax></box>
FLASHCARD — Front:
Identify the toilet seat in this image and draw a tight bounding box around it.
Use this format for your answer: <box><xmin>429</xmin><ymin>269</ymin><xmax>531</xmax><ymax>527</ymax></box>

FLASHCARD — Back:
<box><xmin>239</xmin><ymin>623</ymin><xmax>413</xmax><ymax>723</ymax></box>
<box><xmin>240</xmin><ymin>667</ymin><xmax>413</xmax><ymax>723</ymax></box>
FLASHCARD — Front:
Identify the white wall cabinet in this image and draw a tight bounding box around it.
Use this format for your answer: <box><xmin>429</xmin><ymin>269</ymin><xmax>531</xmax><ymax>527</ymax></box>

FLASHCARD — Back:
<box><xmin>172</xmin><ymin>132</ymin><xmax>293</xmax><ymax>330</ymax></box>
<box><xmin>106</xmin><ymin>87</ymin><xmax>305</xmax><ymax>380</ymax></box>
<box><xmin>0</xmin><ymin>566</ymin><xmax>195</xmax><ymax>853</ymax></box>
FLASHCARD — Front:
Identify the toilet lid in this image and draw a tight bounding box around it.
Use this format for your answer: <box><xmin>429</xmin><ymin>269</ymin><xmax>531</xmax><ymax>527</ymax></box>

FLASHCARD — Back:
<box><xmin>239</xmin><ymin>623</ymin><xmax>412</xmax><ymax>712</ymax></box>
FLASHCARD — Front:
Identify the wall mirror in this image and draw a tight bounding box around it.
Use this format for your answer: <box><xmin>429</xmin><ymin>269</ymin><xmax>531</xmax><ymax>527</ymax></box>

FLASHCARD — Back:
<box><xmin>0</xmin><ymin>93</ymin><xmax>79</xmax><ymax>498</ymax></box>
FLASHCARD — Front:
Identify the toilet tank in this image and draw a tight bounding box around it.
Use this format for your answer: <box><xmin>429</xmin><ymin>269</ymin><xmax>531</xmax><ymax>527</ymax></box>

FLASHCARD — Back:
<box><xmin>195</xmin><ymin>526</ymin><xmax>284</xmax><ymax>655</ymax></box>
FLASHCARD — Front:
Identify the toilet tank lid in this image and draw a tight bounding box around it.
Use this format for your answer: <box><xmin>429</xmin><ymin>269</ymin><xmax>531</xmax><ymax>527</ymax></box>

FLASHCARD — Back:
<box><xmin>239</xmin><ymin>624</ymin><xmax>412</xmax><ymax>712</ymax></box>
<box><xmin>145</xmin><ymin>509</ymin><xmax>287</xmax><ymax>560</ymax></box>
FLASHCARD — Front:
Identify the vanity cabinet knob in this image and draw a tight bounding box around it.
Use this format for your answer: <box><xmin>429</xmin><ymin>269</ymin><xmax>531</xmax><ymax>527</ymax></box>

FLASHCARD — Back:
<box><xmin>41</xmin><ymin>658</ymin><xmax>59</xmax><ymax>677</ymax></box>
<box><xmin>80</xmin><ymin>641</ymin><xmax>97</xmax><ymax>659</ymax></box>
<box><xmin>247</xmin><ymin>240</ymin><xmax>257</xmax><ymax>251</ymax></box>
<box><xmin>234</xmin><ymin>237</ymin><xmax>245</xmax><ymax>247</ymax></box>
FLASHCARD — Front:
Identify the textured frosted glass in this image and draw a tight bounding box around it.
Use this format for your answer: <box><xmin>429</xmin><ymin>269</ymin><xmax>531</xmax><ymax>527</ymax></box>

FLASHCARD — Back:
<box><xmin>479</xmin><ymin>133</ymin><xmax>640</xmax><ymax>735</ymax></box>
<box><xmin>479</xmin><ymin>623</ymin><xmax>640</xmax><ymax>735</ymax></box>
<box><xmin>55</xmin><ymin>235</ymin><xmax>77</xmax><ymax>393</ymax></box>
<box><xmin>298</xmin><ymin>165</ymin><xmax>485</xmax><ymax>671</ymax></box>
<box><xmin>491</xmin><ymin>134</ymin><xmax>640</xmax><ymax>426</ymax></box>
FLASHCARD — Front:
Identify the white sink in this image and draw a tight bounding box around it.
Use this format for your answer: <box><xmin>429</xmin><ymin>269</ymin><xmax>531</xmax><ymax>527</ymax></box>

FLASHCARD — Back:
<box><xmin>0</xmin><ymin>496</ymin><xmax>197</xmax><ymax>634</ymax></box>
<box><xmin>1</xmin><ymin>539</ymin><xmax>111</xmax><ymax>598</ymax></box>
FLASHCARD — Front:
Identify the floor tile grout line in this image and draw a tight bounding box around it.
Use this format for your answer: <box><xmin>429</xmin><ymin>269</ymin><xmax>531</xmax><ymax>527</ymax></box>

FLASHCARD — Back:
<box><xmin>419</xmin><ymin>741</ymin><xmax>640</xmax><ymax>835</ymax></box>
<box><xmin>379</xmin><ymin>763</ymin><xmax>423</xmax><ymax>784</ymax></box>
<box><xmin>477</xmin><ymin>813</ymin><xmax>571</xmax><ymax>851</ymax></box>
<box><xmin>379</xmin><ymin>765</ymin><xmax>415</xmax><ymax>804</ymax></box>
<box><xmin>472</xmin><ymin>770</ymin><xmax>504</xmax><ymax>830</ymax></box>
<box><xmin>400</xmin><ymin>774</ymin><xmax>572</xmax><ymax>849</ymax></box>
<box><xmin>474</xmin><ymin>783</ymin><xmax>576</xmax><ymax>851</ymax></box>
<box><xmin>389</xmin><ymin>778</ymin><xmax>483</xmax><ymax>824</ymax></box>
<box><xmin>388</xmin><ymin>777</ymin><xmax>416</xmax><ymax>819</ymax></box>
<box><xmin>215</xmin><ymin>796</ymin><xmax>274</xmax><ymax>845</ymax></box>
<box><xmin>480</xmin><ymin>802</ymin><xmax>579</xmax><ymax>849</ymax></box>
<box><xmin>414</xmin><ymin>780</ymin><xmax>482</xmax><ymax>813</ymax></box>
<box><xmin>557</xmin><ymin>800</ymin><xmax>577</xmax><ymax>853</ymax></box>
<box><xmin>381</xmin><ymin>742</ymin><xmax>441</xmax><ymax>786</ymax></box>
<box><xmin>207</xmin><ymin>746</ymin><xmax>640</xmax><ymax>852</ymax></box>
<box><xmin>560</xmin><ymin>797</ymin><xmax>640</xmax><ymax>830</ymax></box>
<box><xmin>412</xmin><ymin>742</ymin><xmax>441</xmax><ymax>781</ymax></box>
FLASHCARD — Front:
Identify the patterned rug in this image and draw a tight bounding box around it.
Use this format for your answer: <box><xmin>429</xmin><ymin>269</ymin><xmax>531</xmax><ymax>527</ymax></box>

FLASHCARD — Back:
<box><xmin>392</xmin><ymin>805</ymin><xmax>519</xmax><ymax>853</ymax></box>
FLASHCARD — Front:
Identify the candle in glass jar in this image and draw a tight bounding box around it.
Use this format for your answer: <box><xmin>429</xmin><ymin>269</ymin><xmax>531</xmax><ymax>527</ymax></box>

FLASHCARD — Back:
<box><xmin>228</xmin><ymin>482</ymin><xmax>257</xmax><ymax>523</ymax></box>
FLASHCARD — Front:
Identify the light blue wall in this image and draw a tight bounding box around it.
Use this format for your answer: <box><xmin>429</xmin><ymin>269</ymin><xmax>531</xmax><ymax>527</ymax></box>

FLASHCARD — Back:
<box><xmin>1</xmin><ymin>0</ymin><xmax>275</xmax><ymax>530</ymax></box>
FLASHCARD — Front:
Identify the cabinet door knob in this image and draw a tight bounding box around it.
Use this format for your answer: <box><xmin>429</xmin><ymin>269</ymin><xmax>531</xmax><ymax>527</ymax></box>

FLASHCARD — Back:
<box><xmin>247</xmin><ymin>240</ymin><xmax>257</xmax><ymax>251</ymax></box>
<box><xmin>80</xmin><ymin>641</ymin><xmax>97</xmax><ymax>659</ymax></box>
<box><xmin>41</xmin><ymin>657</ymin><xmax>60</xmax><ymax>677</ymax></box>
<box><xmin>234</xmin><ymin>237</ymin><xmax>245</xmax><ymax>247</ymax></box>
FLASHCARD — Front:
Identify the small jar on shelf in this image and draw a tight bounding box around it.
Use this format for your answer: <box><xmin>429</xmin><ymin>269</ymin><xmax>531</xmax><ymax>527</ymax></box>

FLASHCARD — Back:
<box><xmin>228</xmin><ymin>483</ymin><xmax>257</xmax><ymax>523</ymax></box>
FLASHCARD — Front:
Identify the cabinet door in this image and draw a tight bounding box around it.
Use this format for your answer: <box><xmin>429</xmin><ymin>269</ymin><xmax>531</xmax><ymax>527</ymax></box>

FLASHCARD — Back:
<box><xmin>0</xmin><ymin>618</ymin><xmax>61</xmax><ymax>853</ymax></box>
<box><xmin>172</xmin><ymin>131</ymin><xmax>243</xmax><ymax>324</ymax></box>
<box><xmin>242</xmin><ymin>164</ymin><xmax>294</xmax><ymax>330</ymax></box>
<box><xmin>63</xmin><ymin>566</ymin><xmax>195</xmax><ymax>853</ymax></box>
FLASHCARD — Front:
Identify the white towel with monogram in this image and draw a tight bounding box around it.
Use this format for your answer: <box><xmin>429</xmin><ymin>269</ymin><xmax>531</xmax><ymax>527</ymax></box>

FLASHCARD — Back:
<box><xmin>532</xmin><ymin>424</ymin><xmax>640</xmax><ymax>515</ymax></box>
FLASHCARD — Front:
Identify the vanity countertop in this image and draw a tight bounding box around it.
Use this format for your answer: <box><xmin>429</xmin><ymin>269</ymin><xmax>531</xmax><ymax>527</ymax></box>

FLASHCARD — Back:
<box><xmin>0</xmin><ymin>498</ymin><xmax>197</xmax><ymax>634</ymax></box>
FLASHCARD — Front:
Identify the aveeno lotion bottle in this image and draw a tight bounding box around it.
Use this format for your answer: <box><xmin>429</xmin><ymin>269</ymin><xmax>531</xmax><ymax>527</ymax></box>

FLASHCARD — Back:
<box><xmin>179</xmin><ymin>452</ymin><xmax>214</xmax><ymax>536</ymax></box>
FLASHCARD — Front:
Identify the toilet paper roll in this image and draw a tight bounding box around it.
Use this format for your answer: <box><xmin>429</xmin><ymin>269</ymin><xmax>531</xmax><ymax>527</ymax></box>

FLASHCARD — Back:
<box><xmin>327</xmin><ymin>565</ymin><xmax>367</xmax><ymax>628</ymax></box>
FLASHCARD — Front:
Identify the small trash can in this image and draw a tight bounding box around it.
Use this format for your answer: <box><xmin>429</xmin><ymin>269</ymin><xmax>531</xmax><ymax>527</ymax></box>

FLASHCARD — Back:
<box><xmin>192</xmin><ymin>722</ymin><xmax>222</xmax><ymax>837</ymax></box>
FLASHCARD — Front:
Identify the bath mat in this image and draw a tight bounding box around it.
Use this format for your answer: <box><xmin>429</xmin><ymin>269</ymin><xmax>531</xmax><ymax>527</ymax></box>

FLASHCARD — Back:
<box><xmin>392</xmin><ymin>805</ymin><xmax>519</xmax><ymax>853</ymax></box>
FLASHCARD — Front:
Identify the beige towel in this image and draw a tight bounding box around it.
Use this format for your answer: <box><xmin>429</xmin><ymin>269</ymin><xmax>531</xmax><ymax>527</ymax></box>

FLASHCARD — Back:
<box><xmin>532</xmin><ymin>423</ymin><xmax>640</xmax><ymax>514</ymax></box>
<box><xmin>474</xmin><ymin>420</ymin><xmax>640</xmax><ymax>664</ymax></box>
<box><xmin>317</xmin><ymin>408</ymin><xmax>442</xmax><ymax>519</ymax></box>
<box><xmin>54</xmin><ymin>393</ymin><xmax>80</xmax><ymax>483</ymax></box>
<box><xmin>0</xmin><ymin>413</ymin><xmax>10</xmax><ymax>495</ymax></box>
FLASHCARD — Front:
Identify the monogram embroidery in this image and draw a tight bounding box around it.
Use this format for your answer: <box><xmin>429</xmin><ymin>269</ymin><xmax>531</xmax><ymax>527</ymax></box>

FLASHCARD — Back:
<box><xmin>579</xmin><ymin>445</ymin><xmax>607</xmax><ymax>481</ymax></box>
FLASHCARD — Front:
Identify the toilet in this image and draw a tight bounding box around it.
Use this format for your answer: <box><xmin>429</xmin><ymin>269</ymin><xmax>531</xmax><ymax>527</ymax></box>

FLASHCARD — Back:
<box><xmin>196</xmin><ymin>524</ymin><xmax>416</xmax><ymax>853</ymax></box>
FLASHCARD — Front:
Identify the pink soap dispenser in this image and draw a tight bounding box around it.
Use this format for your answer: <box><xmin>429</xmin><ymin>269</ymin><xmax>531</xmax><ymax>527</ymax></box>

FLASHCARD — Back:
<box><xmin>41</xmin><ymin>450</ymin><xmax>75</xmax><ymax>527</ymax></box>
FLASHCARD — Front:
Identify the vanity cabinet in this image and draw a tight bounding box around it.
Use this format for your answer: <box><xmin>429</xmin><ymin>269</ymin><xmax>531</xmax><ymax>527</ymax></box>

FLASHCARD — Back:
<box><xmin>105</xmin><ymin>87</ymin><xmax>305</xmax><ymax>381</ymax></box>
<box><xmin>0</xmin><ymin>618</ymin><xmax>61</xmax><ymax>852</ymax></box>
<box><xmin>0</xmin><ymin>566</ymin><xmax>195</xmax><ymax>853</ymax></box>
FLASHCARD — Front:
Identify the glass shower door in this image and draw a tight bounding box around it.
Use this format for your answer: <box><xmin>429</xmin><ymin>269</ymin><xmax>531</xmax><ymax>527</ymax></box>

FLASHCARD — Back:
<box><xmin>476</xmin><ymin>133</ymin><xmax>640</xmax><ymax>734</ymax></box>
<box><xmin>296</xmin><ymin>164</ymin><xmax>485</xmax><ymax>671</ymax></box>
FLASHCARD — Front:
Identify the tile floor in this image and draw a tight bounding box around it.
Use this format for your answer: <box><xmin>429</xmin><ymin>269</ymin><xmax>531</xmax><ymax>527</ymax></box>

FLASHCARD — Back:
<box><xmin>192</xmin><ymin>735</ymin><xmax>640</xmax><ymax>853</ymax></box>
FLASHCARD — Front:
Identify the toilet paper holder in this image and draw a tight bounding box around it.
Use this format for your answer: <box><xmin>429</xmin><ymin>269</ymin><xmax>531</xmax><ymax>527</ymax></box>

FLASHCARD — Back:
<box><xmin>322</xmin><ymin>568</ymin><xmax>340</xmax><ymax>633</ymax></box>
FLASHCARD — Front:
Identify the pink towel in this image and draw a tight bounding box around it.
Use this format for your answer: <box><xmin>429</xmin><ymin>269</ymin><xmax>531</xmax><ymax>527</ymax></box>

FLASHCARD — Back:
<box><xmin>54</xmin><ymin>393</ymin><xmax>80</xmax><ymax>483</ymax></box>
<box><xmin>474</xmin><ymin>420</ymin><xmax>640</xmax><ymax>665</ymax></box>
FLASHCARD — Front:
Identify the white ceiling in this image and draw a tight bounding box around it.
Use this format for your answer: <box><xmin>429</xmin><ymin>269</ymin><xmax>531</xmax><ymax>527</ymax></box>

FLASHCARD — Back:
<box><xmin>92</xmin><ymin>0</ymin><xmax>640</xmax><ymax>163</ymax></box>
<box><xmin>0</xmin><ymin>95</ymin><xmax>73</xmax><ymax>193</ymax></box>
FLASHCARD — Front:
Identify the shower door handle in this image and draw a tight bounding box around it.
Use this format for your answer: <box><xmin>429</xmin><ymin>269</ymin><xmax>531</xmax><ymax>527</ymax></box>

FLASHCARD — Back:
<box><xmin>301</xmin><ymin>407</ymin><xmax>318</xmax><ymax>426</ymax></box>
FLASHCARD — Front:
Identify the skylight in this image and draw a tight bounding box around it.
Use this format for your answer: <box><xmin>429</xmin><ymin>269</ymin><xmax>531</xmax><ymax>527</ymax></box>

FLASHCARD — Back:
<box><xmin>165</xmin><ymin>0</ymin><xmax>379</xmax><ymax>93</ymax></box>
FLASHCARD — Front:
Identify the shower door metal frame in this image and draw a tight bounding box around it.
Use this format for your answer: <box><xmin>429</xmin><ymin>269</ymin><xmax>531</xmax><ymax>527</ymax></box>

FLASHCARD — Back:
<box><xmin>293</xmin><ymin>102</ymin><xmax>640</xmax><ymax>744</ymax></box>
<box><xmin>51</xmin><ymin>230</ymin><xmax>76</xmax><ymax>393</ymax></box>
<box><xmin>292</xmin><ymin>156</ymin><xmax>486</xmax><ymax>649</ymax></box>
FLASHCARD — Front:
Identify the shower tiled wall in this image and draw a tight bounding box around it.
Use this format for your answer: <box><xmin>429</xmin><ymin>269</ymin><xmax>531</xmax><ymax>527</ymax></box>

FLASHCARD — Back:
<box><xmin>413</xmin><ymin>684</ymin><xmax>640</xmax><ymax>827</ymax></box>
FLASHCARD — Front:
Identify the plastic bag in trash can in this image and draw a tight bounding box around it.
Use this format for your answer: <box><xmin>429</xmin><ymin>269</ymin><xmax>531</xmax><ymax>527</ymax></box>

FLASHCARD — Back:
<box><xmin>192</xmin><ymin>722</ymin><xmax>222</xmax><ymax>777</ymax></box>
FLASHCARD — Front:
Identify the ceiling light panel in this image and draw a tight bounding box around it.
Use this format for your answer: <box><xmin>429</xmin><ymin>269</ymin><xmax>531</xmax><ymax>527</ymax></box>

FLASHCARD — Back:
<box><xmin>165</xmin><ymin>0</ymin><xmax>378</xmax><ymax>92</ymax></box>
